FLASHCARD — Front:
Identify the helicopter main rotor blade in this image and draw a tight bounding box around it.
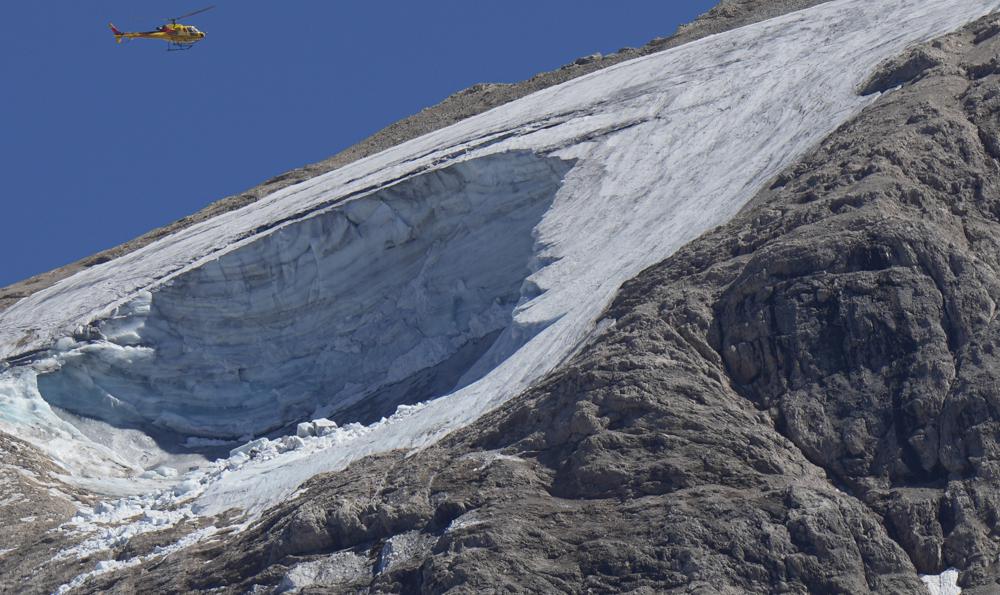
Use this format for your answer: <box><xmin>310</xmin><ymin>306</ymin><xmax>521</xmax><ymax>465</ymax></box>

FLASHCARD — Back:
<box><xmin>170</xmin><ymin>5</ymin><xmax>215</xmax><ymax>21</ymax></box>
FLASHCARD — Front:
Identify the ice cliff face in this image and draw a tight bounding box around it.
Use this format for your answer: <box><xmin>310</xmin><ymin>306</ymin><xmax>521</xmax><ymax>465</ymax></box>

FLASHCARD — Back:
<box><xmin>34</xmin><ymin>153</ymin><xmax>573</xmax><ymax>438</ymax></box>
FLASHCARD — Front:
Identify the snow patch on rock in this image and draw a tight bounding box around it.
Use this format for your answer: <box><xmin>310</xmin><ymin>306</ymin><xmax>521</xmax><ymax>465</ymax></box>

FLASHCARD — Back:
<box><xmin>922</xmin><ymin>569</ymin><xmax>962</xmax><ymax>595</ymax></box>
<box><xmin>277</xmin><ymin>551</ymin><xmax>370</xmax><ymax>593</ymax></box>
<box><xmin>376</xmin><ymin>531</ymin><xmax>437</xmax><ymax>575</ymax></box>
<box><xmin>53</xmin><ymin>525</ymin><xmax>218</xmax><ymax>595</ymax></box>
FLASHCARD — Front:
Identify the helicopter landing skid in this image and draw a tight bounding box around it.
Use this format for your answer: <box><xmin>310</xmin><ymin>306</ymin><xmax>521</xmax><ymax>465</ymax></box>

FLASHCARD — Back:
<box><xmin>167</xmin><ymin>42</ymin><xmax>195</xmax><ymax>52</ymax></box>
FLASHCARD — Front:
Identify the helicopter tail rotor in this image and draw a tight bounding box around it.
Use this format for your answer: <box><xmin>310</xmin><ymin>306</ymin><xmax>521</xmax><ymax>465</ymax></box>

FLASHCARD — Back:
<box><xmin>109</xmin><ymin>23</ymin><xmax>125</xmax><ymax>43</ymax></box>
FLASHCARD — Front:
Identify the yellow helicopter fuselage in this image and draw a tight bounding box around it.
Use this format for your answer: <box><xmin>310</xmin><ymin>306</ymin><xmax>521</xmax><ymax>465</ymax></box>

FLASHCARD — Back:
<box><xmin>110</xmin><ymin>22</ymin><xmax>206</xmax><ymax>46</ymax></box>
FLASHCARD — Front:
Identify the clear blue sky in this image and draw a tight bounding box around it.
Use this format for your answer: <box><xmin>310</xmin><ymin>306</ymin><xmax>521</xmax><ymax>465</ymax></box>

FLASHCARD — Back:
<box><xmin>0</xmin><ymin>1</ymin><xmax>718</xmax><ymax>288</ymax></box>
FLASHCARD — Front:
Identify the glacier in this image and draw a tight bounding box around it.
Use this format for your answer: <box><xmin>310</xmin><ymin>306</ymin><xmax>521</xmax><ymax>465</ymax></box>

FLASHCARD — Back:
<box><xmin>2</xmin><ymin>0</ymin><xmax>1000</xmax><ymax>558</ymax></box>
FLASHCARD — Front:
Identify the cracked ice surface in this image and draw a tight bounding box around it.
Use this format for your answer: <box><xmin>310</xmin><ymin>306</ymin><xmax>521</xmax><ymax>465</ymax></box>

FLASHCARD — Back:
<box><xmin>1</xmin><ymin>0</ymin><xmax>999</xmax><ymax>524</ymax></box>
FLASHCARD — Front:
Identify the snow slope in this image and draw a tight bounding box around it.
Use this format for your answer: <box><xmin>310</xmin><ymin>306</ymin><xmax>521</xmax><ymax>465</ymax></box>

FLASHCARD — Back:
<box><xmin>2</xmin><ymin>0</ymin><xmax>999</xmax><ymax>527</ymax></box>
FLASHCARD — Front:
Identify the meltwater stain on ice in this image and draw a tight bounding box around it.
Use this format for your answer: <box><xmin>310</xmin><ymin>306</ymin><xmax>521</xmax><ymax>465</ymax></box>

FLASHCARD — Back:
<box><xmin>36</xmin><ymin>152</ymin><xmax>574</xmax><ymax>440</ymax></box>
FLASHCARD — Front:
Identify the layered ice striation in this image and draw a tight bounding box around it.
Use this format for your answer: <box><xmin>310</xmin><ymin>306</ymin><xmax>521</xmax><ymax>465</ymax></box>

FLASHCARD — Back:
<box><xmin>35</xmin><ymin>153</ymin><xmax>572</xmax><ymax>438</ymax></box>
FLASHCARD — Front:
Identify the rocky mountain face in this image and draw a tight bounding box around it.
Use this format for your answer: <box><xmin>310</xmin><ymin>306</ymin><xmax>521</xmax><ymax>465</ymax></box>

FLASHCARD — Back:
<box><xmin>11</xmin><ymin>1</ymin><xmax>1000</xmax><ymax>594</ymax></box>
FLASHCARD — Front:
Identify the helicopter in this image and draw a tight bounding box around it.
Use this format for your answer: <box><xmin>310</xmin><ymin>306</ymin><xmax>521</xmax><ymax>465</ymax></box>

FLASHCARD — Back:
<box><xmin>109</xmin><ymin>6</ymin><xmax>213</xmax><ymax>51</ymax></box>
